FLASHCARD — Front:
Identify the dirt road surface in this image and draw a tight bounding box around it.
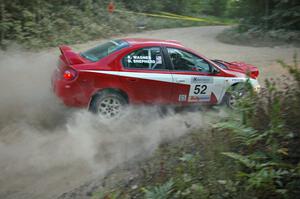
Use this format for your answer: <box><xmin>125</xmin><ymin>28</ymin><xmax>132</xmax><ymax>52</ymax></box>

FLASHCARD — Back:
<box><xmin>0</xmin><ymin>26</ymin><xmax>299</xmax><ymax>199</ymax></box>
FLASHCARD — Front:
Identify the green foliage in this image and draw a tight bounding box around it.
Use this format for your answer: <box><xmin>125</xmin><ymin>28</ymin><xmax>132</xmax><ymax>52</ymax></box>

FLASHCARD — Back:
<box><xmin>227</xmin><ymin>0</ymin><xmax>300</xmax><ymax>30</ymax></box>
<box><xmin>200</xmin><ymin>0</ymin><xmax>229</xmax><ymax>17</ymax></box>
<box><xmin>121</xmin><ymin>0</ymin><xmax>231</xmax><ymax>17</ymax></box>
<box><xmin>95</xmin><ymin>128</ymin><xmax>250</xmax><ymax>198</ymax></box>
<box><xmin>0</xmin><ymin>0</ymin><xmax>234</xmax><ymax>49</ymax></box>
<box><xmin>222</xmin><ymin>152</ymin><xmax>256</xmax><ymax>169</ymax></box>
<box><xmin>139</xmin><ymin>149</ymin><xmax>223</xmax><ymax>199</ymax></box>
<box><xmin>1</xmin><ymin>0</ymin><xmax>299</xmax><ymax>48</ymax></box>
<box><xmin>217</xmin><ymin>55</ymin><xmax>300</xmax><ymax>198</ymax></box>
<box><xmin>218</xmin><ymin>0</ymin><xmax>300</xmax><ymax>46</ymax></box>
<box><xmin>0</xmin><ymin>0</ymin><xmax>137</xmax><ymax>49</ymax></box>
<box><xmin>142</xmin><ymin>179</ymin><xmax>174</xmax><ymax>199</ymax></box>
<box><xmin>278</xmin><ymin>54</ymin><xmax>300</xmax><ymax>86</ymax></box>
<box><xmin>92</xmin><ymin>190</ymin><xmax>128</xmax><ymax>199</ymax></box>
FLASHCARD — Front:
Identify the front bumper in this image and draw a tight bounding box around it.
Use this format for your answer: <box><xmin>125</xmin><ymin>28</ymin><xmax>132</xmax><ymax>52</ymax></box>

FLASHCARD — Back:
<box><xmin>253</xmin><ymin>84</ymin><xmax>261</xmax><ymax>93</ymax></box>
<box><xmin>249</xmin><ymin>78</ymin><xmax>261</xmax><ymax>93</ymax></box>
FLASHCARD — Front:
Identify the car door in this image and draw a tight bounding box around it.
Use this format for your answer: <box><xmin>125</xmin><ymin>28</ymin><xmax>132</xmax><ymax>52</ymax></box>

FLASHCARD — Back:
<box><xmin>165</xmin><ymin>47</ymin><xmax>225</xmax><ymax>104</ymax></box>
<box><xmin>120</xmin><ymin>46</ymin><xmax>173</xmax><ymax>104</ymax></box>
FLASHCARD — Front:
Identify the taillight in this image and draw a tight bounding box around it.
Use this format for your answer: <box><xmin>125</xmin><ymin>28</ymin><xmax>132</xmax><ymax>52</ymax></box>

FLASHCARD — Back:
<box><xmin>63</xmin><ymin>68</ymin><xmax>77</xmax><ymax>81</ymax></box>
<box><xmin>250</xmin><ymin>70</ymin><xmax>259</xmax><ymax>79</ymax></box>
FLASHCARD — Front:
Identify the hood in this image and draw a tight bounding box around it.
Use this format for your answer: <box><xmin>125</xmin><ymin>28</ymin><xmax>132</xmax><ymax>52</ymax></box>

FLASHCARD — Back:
<box><xmin>213</xmin><ymin>60</ymin><xmax>259</xmax><ymax>79</ymax></box>
<box><xmin>225</xmin><ymin>70</ymin><xmax>247</xmax><ymax>78</ymax></box>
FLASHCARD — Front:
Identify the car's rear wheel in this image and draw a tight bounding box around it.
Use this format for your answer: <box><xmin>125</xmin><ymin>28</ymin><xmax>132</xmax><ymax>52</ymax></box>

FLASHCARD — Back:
<box><xmin>89</xmin><ymin>90</ymin><xmax>127</xmax><ymax>118</ymax></box>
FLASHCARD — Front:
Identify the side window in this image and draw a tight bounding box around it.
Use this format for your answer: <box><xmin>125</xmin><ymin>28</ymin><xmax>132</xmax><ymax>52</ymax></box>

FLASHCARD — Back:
<box><xmin>123</xmin><ymin>47</ymin><xmax>165</xmax><ymax>70</ymax></box>
<box><xmin>167</xmin><ymin>48</ymin><xmax>211</xmax><ymax>73</ymax></box>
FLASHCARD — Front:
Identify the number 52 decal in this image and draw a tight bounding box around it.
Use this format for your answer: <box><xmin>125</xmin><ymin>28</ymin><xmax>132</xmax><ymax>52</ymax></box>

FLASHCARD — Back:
<box><xmin>193</xmin><ymin>84</ymin><xmax>207</xmax><ymax>94</ymax></box>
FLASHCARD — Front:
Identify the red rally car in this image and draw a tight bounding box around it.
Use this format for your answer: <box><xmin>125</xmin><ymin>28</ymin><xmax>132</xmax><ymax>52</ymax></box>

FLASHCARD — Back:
<box><xmin>52</xmin><ymin>38</ymin><xmax>260</xmax><ymax>118</ymax></box>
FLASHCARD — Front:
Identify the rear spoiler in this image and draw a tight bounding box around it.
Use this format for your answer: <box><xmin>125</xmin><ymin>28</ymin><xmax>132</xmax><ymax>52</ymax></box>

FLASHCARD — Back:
<box><xmin>59</xmin><ymin>45</ymin><xmax>85</xmax><ymax>65</ymax></box>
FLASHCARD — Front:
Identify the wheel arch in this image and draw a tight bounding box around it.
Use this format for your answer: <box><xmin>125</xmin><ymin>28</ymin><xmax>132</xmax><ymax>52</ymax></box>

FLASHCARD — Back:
<box><xmin>88</xmin><ymin>88</ymin><xmax>129</xmax><ymax>110</ymax></box>
<box><xmin>221</xmin><ymin>82</ymin><xmax>243</xmax><ymax>104</ymax></box>
<box><xmin>230</xmin><ymin>82</ymin><xmax>241</xmax><ymax>88</ymax></box>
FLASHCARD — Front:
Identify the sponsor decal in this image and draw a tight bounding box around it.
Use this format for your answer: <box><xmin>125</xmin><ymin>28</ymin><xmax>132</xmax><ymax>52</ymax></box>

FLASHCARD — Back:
<box><xmin>188</xmin><ymin>95</ymin><xmax>210</xmax><ymax>102</ymax></box>
<box><xmin>191</xmin><ymin>76</ymin><xmax>213</xmax><ymax>84</ymax></box>
<box><xmin>231</xmin><ymin>78</ymin><xmax>243</xmax><ymax>82</ymax></box>
<box><xmin>178</xmin><ymin>94</ymin><xmax>187</xmax><ymax>102</ymax></box>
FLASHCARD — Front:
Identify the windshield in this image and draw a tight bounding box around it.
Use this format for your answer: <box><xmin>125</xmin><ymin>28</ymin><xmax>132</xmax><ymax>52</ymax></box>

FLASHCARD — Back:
<box><xmin>80</xmin><ymin>40</ymin><xmax>129</xmax><ymax>62</ymax></box>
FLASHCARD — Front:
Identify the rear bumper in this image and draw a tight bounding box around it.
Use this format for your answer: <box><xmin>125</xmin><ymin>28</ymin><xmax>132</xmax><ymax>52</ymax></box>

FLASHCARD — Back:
<box><xmin>51</xmin><ymin>72</ymin><xmax>89</xmax><ymax>107</ymax></box>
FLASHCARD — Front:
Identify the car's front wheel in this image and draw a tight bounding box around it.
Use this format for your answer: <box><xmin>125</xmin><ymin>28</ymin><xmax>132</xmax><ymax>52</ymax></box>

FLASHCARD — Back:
<box><xmin>224</xmin><ymin>84</ymin><xmax>248</xmax><ymax>109</ymax></box>
<box><xmin>89</xmin><ymin>90</ymin><xmax>127</xmax><ymax>119</ymax></box>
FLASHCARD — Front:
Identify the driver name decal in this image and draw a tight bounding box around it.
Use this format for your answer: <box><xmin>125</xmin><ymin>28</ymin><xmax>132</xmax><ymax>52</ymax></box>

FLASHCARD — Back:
<box><xmin>127</xmin><ymin>55</ymin><xmax>156</xmax><ymax>64</ymax></box>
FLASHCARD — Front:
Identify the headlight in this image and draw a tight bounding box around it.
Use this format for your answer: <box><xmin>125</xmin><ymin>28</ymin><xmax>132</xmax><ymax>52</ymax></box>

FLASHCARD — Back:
<box><xmin>253</xmin><ymin>85</ymin><xmax>261</xmax><ymax>93</ymax></box>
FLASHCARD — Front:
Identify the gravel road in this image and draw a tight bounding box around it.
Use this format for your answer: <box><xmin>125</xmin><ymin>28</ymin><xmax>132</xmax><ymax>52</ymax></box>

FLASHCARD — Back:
<box><xmin>0</xmin><ymin>26</ymin><xmax>299</xmax><ymax>199</ymax></box>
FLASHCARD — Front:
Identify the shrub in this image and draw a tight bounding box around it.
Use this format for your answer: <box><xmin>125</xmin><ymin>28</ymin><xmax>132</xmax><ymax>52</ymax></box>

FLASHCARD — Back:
<box><xmin>217</xmin><ymin>55</ymin><xmax>300</xmax><ymax>199</ymax></box>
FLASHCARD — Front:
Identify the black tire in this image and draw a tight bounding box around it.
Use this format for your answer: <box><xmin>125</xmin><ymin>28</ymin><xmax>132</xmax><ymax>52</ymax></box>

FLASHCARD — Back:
<box><xmin>224</xmin><ymin>84</ymin><xmax>247</xmax><ymax>109</ymax></box>
<box><xmin>89</xmin><ymin>90</ymin><xmax>127</xmax><ymax>118</ymax></box>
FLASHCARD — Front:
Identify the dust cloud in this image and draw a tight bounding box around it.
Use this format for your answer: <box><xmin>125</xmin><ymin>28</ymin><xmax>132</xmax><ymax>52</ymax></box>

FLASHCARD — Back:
<box><xmin>0</xmin><ymin>48</ymin><xmax>225</xmax><ymax>199</ymax></box>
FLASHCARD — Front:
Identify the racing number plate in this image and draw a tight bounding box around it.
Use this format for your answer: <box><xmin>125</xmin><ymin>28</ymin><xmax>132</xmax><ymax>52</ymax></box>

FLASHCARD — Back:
<box><xmin>188</xmin><ymin>76</ymin><xmax>213</xmax><ymax>102</ymax></box>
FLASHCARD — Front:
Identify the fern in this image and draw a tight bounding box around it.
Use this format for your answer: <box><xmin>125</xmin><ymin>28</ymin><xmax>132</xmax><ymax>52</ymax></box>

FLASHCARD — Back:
<box><xmin>222</xmin><ymin>152</ymin><xmax>257</xmax><ymax>169</ymax></box>
<box><xmin>214</xmin><ymin>120</ymin><xmax>261</xmax><ymax>146</ymax></box>
<box><xmin>143</xmin><ymin>179</ymin><xmax>174</xmax><ymax>199</ymax></box>
<box><xmin>219</xmin><ymin>57</ymin><xmax>300</xmax><ymax>198</ymax></box>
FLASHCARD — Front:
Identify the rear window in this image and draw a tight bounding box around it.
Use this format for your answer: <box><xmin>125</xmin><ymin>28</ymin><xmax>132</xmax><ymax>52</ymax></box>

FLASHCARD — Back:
<box><xmin>80</xmin><ymin>40</ymin><xmax>129</xmax><ymax>62</ymax></box>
